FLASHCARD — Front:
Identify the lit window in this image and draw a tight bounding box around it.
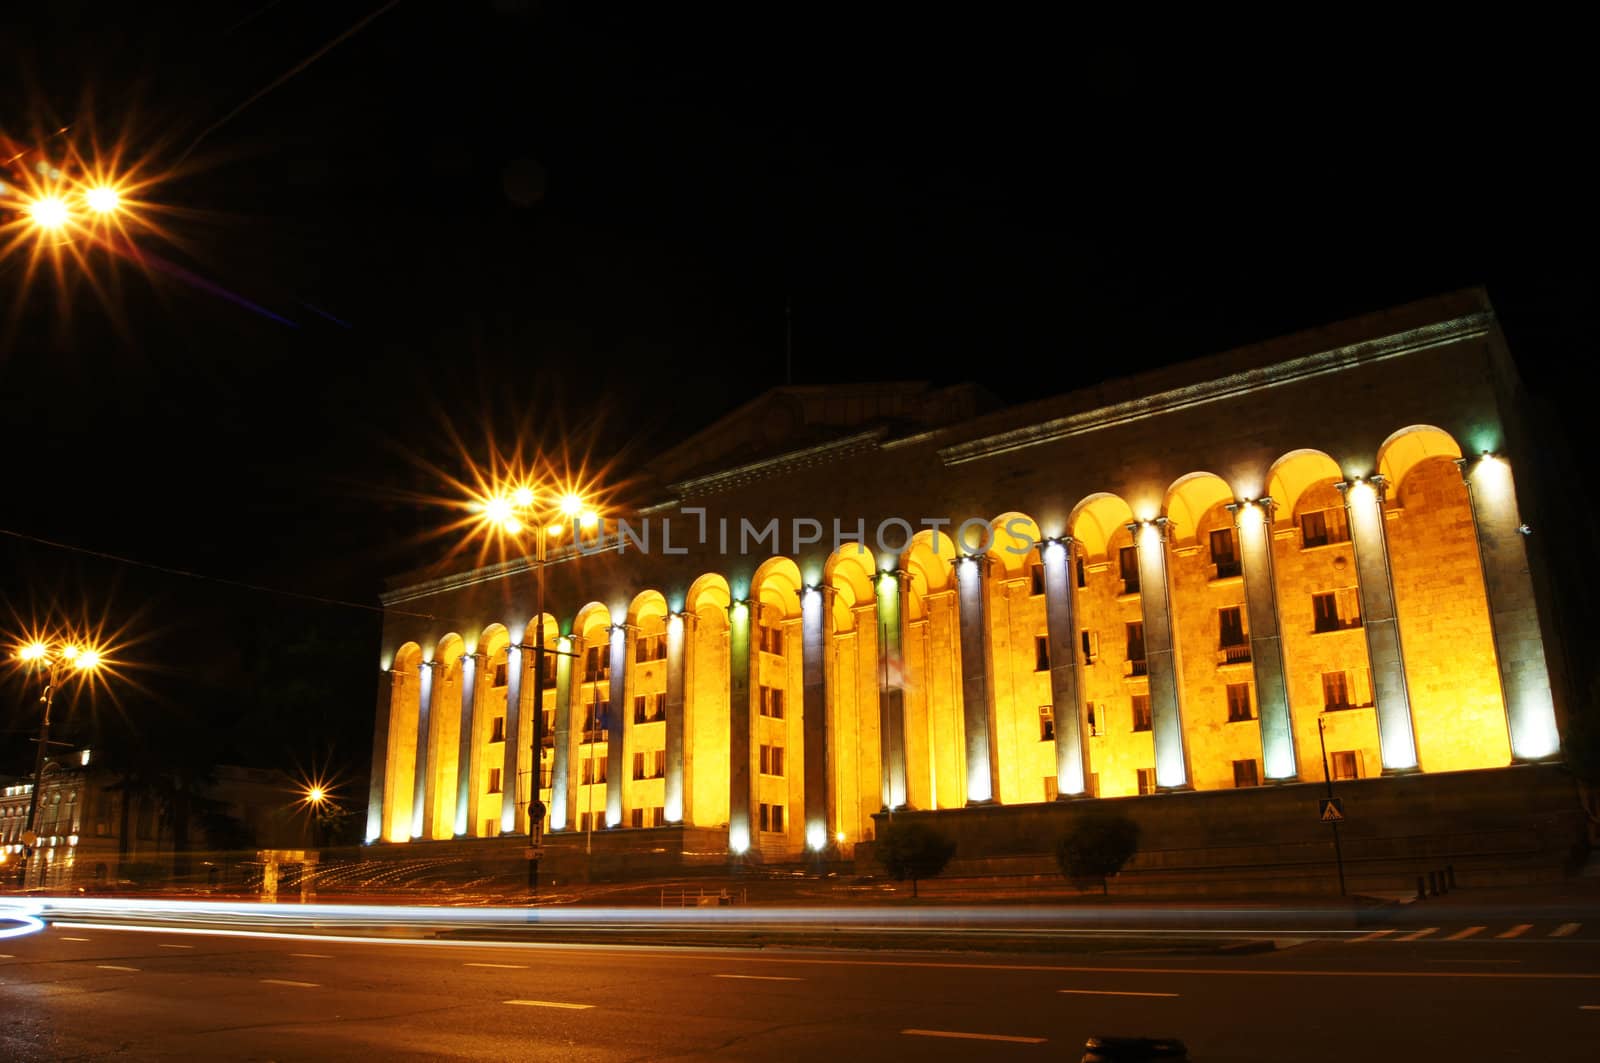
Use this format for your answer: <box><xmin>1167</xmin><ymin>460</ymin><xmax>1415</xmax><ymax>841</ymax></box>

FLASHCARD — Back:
<box><xmin>1131</xmin><ymin>694</ymin><xmax>1152</xmax><ymax>733</ymax></box>
<box><xmin>1226</xmin><ymin>683</ymin><xmax>1253</xmax><ymax>722</ymax></box>
<box><xmin>1331</xmin><ymin>751</ymin><xmax>1360</xmax><ymax>780</ymax></box>
<box><xmin>1080</xmin><ymin>629</ymin><xmax>1099</xmax><ymax>663</ymax></box>
<box><xmin>1232</xmin><ymin>759</ymin><xmax>1261</xmax><ymax>788</ymax></box>
<box><xmin>1137</xmin><ymin>767</ymin><xmax>1156</xmax><ymax>795</ymax></box>
<box><xmin>1038</xmin><ymin>705</ymin><xmax>1055</xmax><ymax>742</ymax></box>
<box><xmin>1301</xmin><ymin>507</ymin><xmax>1351</xmax><ymax>549</ymax></box>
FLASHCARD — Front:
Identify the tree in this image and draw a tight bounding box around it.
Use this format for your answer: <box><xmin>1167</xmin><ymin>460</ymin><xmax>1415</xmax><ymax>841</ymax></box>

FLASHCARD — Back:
<box><xmin>1056</xmin><ymin>813</ymin><xmax>1140</xmax><ymax>895</ymax></box>
<box><xmin>874</xmin><ymin>820</ymin><xmax>956</xmax><ymax>898</ymax></box>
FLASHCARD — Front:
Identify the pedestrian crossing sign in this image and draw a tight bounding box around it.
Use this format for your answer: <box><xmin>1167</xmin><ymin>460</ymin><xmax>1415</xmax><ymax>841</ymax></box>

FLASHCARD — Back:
<box><xmin>1319</xmin><ymin>798</ymin><xmax>1345</xmax><ymax>822</ymax></box>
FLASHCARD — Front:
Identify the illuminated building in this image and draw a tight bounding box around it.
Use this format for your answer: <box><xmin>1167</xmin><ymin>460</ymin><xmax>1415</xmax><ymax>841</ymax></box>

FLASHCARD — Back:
<box><xmin>365</xmin><ymin>291</ymin><xmax>1567</xmax><ymax>865</ymax></box>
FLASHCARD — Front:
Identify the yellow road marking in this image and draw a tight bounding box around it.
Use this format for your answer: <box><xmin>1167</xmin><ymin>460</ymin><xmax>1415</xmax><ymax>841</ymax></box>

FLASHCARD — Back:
<box><xmin>1396</xmin><ymin>928</ymin><xmax>1438</xmax><ymax>942</ymax></box>
<box><xmin>1060</xmin><ymin>989</ymin><xmax>1179</xmax><ymax>998</ymax></box>
<box><xmin>1445</xmin><ymin>927</ymin><xmax>1485</xmax><ymax>941</ymax></box>
<box><xmin>714</xmin><ymin>973</ymin><xmax>803</xmax><ymax>981</ymax></box>
<box><xmin>903</xmin><ymin>1029</ymin><xmax>1046</xmax><ymax>1044</ymax></box>
<box><xmin>505</xmin><ymin>999</ymin><xmax>594</xmax><ymax>1010</ymax></box>
<box><xmin>1552</xmin><ymin>923</ymin><xmax>1580</xmax><ymax>938</ymax></box>
<box><xmin>1348</xmin><ymin>930</ymin><xmax>1393</xmax><ymax>943</ymax></box>
<box><xmin>1497</xmin><ymin>924</ymin><xmax>1533</xmax><ymax>939</ymax></box>
<box><xmin>260</xmin><ymin>978</ymin><xmax>319</xmax><ymax>987</ymax></box>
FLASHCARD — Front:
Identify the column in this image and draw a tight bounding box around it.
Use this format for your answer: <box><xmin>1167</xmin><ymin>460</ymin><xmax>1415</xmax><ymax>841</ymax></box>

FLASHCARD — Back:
<box><xmin>550</xmin><ymin>636</ymin><xmax>576</xmax><ymax>831</ymax></box>
<box><xmin>1231</xmin><ymin>499</ymin><xmax>1297</xmax><ymax>781</ymax></box>
<box><xmin>801</xmin><ymin>584</ymin><xmax>829</xmax><ymax>850</ymax></box>
<box><xmin>605</xmin><ymin>625</ymin><xmax>629</xmax><ymax>829</ymax></box>
<box><xmin>664</xmin><ymin>611</ymin><xmax>689</xmax><ymax>824</ymax></box>
<box><xmin>365</xmin><ymin>669</ymin><xmax>393</xmax><ymax>843</ymax></box>
<box><xmin>1340</xmin><ymin>476</ymin><xmax>1418</xmax><ymax>773</ymax></box>
<box><xmin>954</xmin><ymin>555</ymin><xmax>997</xmax><ymax>804</ymax></box>
<box><xmin>1040</xmin><ymin>538</ymin><xmax>1088</xmax><ymax>797</ymax></box>
<box><xmin>454</xmin><ymin>650</ymin><xmax>483</xmax><ymax>836</ymax></box>
<box><xmin>876</xmin><ymin>569</ymin><xmax>909</xmax><ymax>809</ymax></box>
<box><xmin>1460</xmin><ymin>455</ymin><xmax>1561</xmax><ymax>760</ymax></box>
<box><xmin>411</xmin><ymin>660</ymin><xmax>438</xmax><ymax>840</ymax></box>
<box><xmin>499</xmin><ymin>640</ymin><xmax>526</xmax><ymax>834</ymax></box>
<box><xmin>1132</xmin><ymin>518</ymin><xmax>1190</xmax><ymax>790</ymax></box>
<box><xmin>728</xmin><ymin>599</ymin><xmax>753</xmax><ymax>853</ymax></box>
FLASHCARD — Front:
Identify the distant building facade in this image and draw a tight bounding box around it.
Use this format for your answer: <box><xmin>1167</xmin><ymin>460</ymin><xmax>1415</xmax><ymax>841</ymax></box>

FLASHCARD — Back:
<box><xmin>365</xmin><ymin>291</ymin><xmax>1566</xmax><ymax>861</ymax></box>
<box><xmin>1</xmin><ymin>749</ymin><xmax>303</xmax><ymax>888</ymax></box>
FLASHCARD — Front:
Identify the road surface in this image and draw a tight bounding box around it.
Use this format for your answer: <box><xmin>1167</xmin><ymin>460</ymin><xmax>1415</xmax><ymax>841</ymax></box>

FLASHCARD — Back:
<box><xmin>2</xmin><ymin>914</ymin><xmax>1597</xmax><ymax>1060</ymax></box>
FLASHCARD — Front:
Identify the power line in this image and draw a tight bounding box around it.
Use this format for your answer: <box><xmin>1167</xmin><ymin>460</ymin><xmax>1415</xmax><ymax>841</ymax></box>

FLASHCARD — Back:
<box><xmin>0</xmin><ymin>524</ymin><xmax>440</xmax><ymax>622</ymax></box>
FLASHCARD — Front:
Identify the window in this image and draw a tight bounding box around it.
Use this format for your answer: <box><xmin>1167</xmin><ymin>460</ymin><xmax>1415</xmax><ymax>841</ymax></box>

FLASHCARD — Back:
<box><xmin>1119</xmin><ymin>544</ymin><xmax>1141</xmax><ymax>594</ymax></box>
<box><xmin>1080</xmin><ymin>629</ymin><xmax>1099</xmax><ymax>663</ymax></box>
<box><xmin>540</xmin><ymin>652</ymin><xmax>558</xmax><ymax>685</ymax></box>
<box><xmin>578</xmin><ymin>811</ymin><xmax>597</xmax><ymax>833</ymax></box>
<box><xmin>759</xmin><ymin>803</ymin><xmax>786</xmax><ymax>833</ymax></box>
<box><xmin>630</xmin><ymin>806</ymin><xmax>664</xmax><ymax>828</ymax></box>
<box><xmin>1311</xmin><ymin>589</ymin><xmax>1362</xmax><ymax>633</ymax></box>
<box><xmin>1226</xmin><ymin>683</ymin><xmax>1253</xmax><ymax>722</ymax></box>
<box><xmin>484</xmin><ymin>818</ymin><xmax>498</xmax><ymax>837</ymax></box>
<box><xmin>1030</xmin><ymin>563</ymin><xmax>1046</xmax><ymax>596</ymax></box>
<box><xmin>492</xmin><ymin>662</ymin><xmax>509</xmax><ymax>687</ymax></box>
<box><xmin>759</xmin><ymin>744</ymin><xmax>786</xmax><ymax>777</ymax></box>
<box><xmin>487</xmin><ymin>768</ymin><xmax>503</xmax><ymax>794</ymax></box>
<box><xmin>1038</xmin><ymin>705</ymin><xmax>1055</xmax><ymax>742</ymax></box>
<box><xmin>634</xmin><ymin>693</ymin><xmax>664</xmax><ymax>724</ymax></box>
<box><xmin>1088</xmin><ymin>772</ymin><xmax>1100</xmax><ymax>797</ymax></box>
<box><xmin>1331</xmin><ymin>751</ymin><xmax>1360</xmax><ymax>780</ymax></box>
<box><xmin>1086</xmin><ymin>702</ymin><xmax>1101</xmax><ymax>737</ymax></box>
<box><xmin>581</xmin><ymin>755</ymin><xmax>608</xmax><ymax>785</ymax></box>
<box><xmin>1137</xmin><ymin>767</ymin><xmax>1157</xmax><ymax>795</ymax></box>
<box><xmin>1044</xmin><ymin>776</ymin><xmax>1059</xmax><ymax>801</ymax></box>
<box><xmin>633</xmin><ymin>750</ymin><xmax>666</xmax><ymax>780</ymax></box>
<box><xmin>636</xmin><ymin>633</ymin><xmax>667</xmax><ymax>662</ymax></box>
<box><xmin>490</xmin><ymin>715</ymin><xmax>506</xmax><ymax>743</ymax></box>
<box><xmin>1218</xmin><ymin>606</ymin><xmax>1247</xmax><ymax>647</ymax></box>
<box><xmin>1132</xmin><ymin>694</ymin><xmax>1152</xmax><ymax>732</ymax></box>
<box><xmin>1233</xmin><ymin>759</ymin><xmax>1261</xmax><ymax>788</ymax></box>
<box><xmin>1034</xmin><ymin>635</ymin><xmax>1051</xmax><ymax>672</ymax></box>
<box><xmin>1209</xmin><ymin>528</ymin><xmax>1241</xmax><ymax>579</ymax></box>
<box><xmin>758</xmin><ymin>622</ymin><xmax>786</xmax><ymax>657</ymax></box>
<box><xmin>759</xmin><ymin>685</ymin><xmax>785</xmax><ymax>719</ymax></box>
<box><xmin>1322</xmin><ymin>671</ymin><xmax>1350</xmax><ymax>710</ymax></box>
<box><xmin>1076</xmin><ymin>552</ymin><xmax>1087</xmax><ymax>589</ymax></box>
<box><xmin>1126</xmin><ymin>622</ymin><xmax>1147</xmax><ymax>675</ymax></box>
<box><xmin>584</xmin><ymin>645</ymin><xmax>610</xmax><ymax>683</ymax></box>
<box><xmin>541</xmin><ymin>708</ymin><xmax>556</xmax><ymax>746</ymax></box>
<box><xmin>581</xmin><ymin>703</ymin><xmax>606</xmax><ymax>739</ymax></box>
<box><xmin>1301</xmin><ymin>506</ymin><xmax>1351</xmax><ymax>548</ymax></box>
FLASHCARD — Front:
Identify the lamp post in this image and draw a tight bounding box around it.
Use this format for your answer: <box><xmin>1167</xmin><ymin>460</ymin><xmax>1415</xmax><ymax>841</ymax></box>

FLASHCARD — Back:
<box><xmin>11</xmin><ymin>639</ymin><xmax>102</xmax><ymax>888</ymax></box>
<box><xmin>474</xmin><ymin>484</ymin><xmax>598</xmax><ymax>896</ymax></box>
<box><xmin>1317</xmin><ymin>714</ymin><xmax>1348</xmax><ymax>897</ymax></box>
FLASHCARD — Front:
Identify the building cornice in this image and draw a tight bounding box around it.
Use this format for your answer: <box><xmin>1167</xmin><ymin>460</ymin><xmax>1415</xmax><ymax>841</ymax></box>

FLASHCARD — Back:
<box><xmin>937</xmin><ymin>312</ymin><xmax>1493</xmax><ymax>467</ymax></box>
<box><xmin>666</xmin><ymin>427</ymin><xmax>889</xmax><ymax>499</ymax></box>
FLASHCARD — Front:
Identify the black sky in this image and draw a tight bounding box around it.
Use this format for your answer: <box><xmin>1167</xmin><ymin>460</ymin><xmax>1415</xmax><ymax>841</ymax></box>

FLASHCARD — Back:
<box><xmin>1</xmin><ymin>5</ymin><xmax>1592</xmax><ymax>778</ymax></box>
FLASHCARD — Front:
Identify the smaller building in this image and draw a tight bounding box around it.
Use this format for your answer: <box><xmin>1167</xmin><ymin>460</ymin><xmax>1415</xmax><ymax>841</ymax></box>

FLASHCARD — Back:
<box><xmin>0</xmin><ymin>748</ymin><xmax>305</xmax><ymax>890</ymax></box>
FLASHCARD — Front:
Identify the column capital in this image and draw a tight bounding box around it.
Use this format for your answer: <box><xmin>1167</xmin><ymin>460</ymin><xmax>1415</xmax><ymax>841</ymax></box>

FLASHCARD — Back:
<box><xmin>951</xmin><ymin>552</ymin><xmax>993</xmax><ymax>579</ymax></box>
<box><xmin>1126</xmin><ymin>516</ymin><xmax>1172</xmax><ymax>543</ymax></box>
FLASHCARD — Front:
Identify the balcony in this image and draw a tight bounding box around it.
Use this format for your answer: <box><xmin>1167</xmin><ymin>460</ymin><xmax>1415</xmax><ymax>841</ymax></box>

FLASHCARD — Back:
<box><xmin>1212</xmin><ymin>559</ymin><xmax>1242</xmax><ymax>580</ymax></box>
<box><xmin>1216</xmin><ymin>643</ymin><xmax>1252</xmax><ymax>666</ymax></box>
<box><xmin>1123</xmin><ymin>658</ymin><xmax>1148</xmax><ymax>678</ymax></box>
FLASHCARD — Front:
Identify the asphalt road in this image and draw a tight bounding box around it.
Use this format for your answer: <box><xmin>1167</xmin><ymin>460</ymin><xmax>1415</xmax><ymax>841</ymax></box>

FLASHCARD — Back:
<box><xmin>2</xmin><ymin>919</ymin><xmax>1598</xmax><ymax>1061</ymax></box>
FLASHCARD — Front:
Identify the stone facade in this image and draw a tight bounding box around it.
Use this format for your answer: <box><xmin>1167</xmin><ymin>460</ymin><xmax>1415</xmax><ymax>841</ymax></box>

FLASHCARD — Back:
<box><xmin>365</xmin><ymin>290</ymin><xmax>1565</xmax><ymax>861</ymax></box>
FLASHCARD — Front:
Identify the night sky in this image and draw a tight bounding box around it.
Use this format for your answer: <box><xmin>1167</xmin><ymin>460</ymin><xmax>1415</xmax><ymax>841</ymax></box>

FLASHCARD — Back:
<box><xmin>2</xmin><ymin>5</ymin><xmax>1591</xmax><ymax>785</ymax></box>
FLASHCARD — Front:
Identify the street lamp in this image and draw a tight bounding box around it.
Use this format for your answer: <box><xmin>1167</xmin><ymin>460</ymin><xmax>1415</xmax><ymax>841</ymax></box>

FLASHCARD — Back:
<box><xmin>10</xmin><ymin>637</ymin><xmax>104</xmax><ymax>888</ymax></box>
<box><xmin>470</xmin><ymin>481</ymin><xmax>600</xmax><ymax>894</ymax></box>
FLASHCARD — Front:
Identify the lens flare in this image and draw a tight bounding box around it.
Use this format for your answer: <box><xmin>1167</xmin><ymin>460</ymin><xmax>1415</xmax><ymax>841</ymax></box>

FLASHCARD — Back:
<box><xmin>27</xmin><ymin>196</ymin><xmax>69</xmax><ymax>230</ymax></box>
<box><xmin>85</xmin><ymin>185</ymin><xmax>121</xmax><ymax>213</ymax></box>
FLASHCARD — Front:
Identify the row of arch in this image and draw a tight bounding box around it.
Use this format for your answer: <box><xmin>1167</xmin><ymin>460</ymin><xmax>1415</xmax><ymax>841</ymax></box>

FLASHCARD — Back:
<box><xmin>370</xmin><ymin>426</ymin><xmax>1559</xmax><ymax>855</ymax></box>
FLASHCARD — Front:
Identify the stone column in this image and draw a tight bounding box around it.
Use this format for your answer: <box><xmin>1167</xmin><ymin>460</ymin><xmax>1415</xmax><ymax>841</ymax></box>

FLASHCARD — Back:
<box><xmin>664</xmin><ymin>612</ymin><xmax>689</xmax><ymax>824</ymax></box>
<box><xmin>1339</xmin><ymin>476</ymin><xmax>1418</xmax><ymax>773</ymax></box>
<box><xmin>499</xmin><ymin>640</ymin><xmax>527</xmax><ymax>834</ymax></box>
<box><xmin>1041</xmin><ymin>538</ymin><xmax>1088</xmax><ymax>797</ymax></box>
<box><xmin>954</xmin><ymin>555</ymin><xmax>997</xmax><ymax>804</ymax></box>
<box><xmin>1131</xmin><ymin>518</ymin><xmax>1190</xmax><ymax>790</ymax></box>
<box><xmin>366</xmin><ymin>669</ymin><xmax>393</xmax><ymax>843</ymax></box>
<box><xmin>550</xmin><ymin>636</ymin><xmax>575</xmax><ymax>831</ymax></box>
<box><xmin>801</xmin><ymin>584</ymin><xmax>830</xmax><ymax>850</ymax></box>
<box><xmin>1459</xmin><ymin>455</ymin><xmax>1561</xmax><ymax>761</ymax></box>
<box><xmin>455</xmin><ymin>650</ymin><xmax>483</xmax><ymax>836</ymax></box>
<box><xmin>728</xmin><ymin>599</ymin><xmax>753</xmax><ymax>853</ymax></box>
<box><xmin>1231</xmin><ymin>499</ymin><xmax>1298</xmax><ymax>781</ymax></box>
<box><xmin>876</xmin><ymin>570</ymin><xmax>909</xmax><ymax>809</ymax></box>
<box><xmin>411</xmin><ymin>659</ymin><xmax>439</xmax><ymax>840</ymax></box>
<box><xmin>605</xmin><ymin>625</ymin><xmax>630</xmax><ymax>829</ymax></box>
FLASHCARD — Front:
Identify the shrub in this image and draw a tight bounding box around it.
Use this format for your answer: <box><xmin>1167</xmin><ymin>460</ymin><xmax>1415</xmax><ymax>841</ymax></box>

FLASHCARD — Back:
<box><xmin>874</xmin><ymin>820</ymin><xmax>956</xmax><ymax>898</ymax></box>
<box><xmin>1056</xmin><ymin>814</ymin><xmax>1140</xmax><ymax>894</ymax></box>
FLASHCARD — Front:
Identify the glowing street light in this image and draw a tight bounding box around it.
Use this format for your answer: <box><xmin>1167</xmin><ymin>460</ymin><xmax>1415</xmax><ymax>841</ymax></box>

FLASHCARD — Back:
<box><xmin>84</xmin><ymin>185</ymin><xmax>121</xmax><ymax>214</ymax></box>
<box><xmin>8</xmin><ymin>635</ymin><xmax>107</xmax><ymax>888</ymax></box>
<box><xmin>26</xmin><ymin>195</ymin><xmax>69</xmax><ymax>231</ymax></box>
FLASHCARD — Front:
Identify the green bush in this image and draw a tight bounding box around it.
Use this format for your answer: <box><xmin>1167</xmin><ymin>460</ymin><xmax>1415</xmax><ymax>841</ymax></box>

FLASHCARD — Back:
<box><xmin>1056</xmin><ymin>814</ymin><xmax>1140</xmax><ymax>894</ymax></box>
<box><xmin>874</xmin><ymin>820</ymin><xmax>956</xmax><ymax>898</ymax></box>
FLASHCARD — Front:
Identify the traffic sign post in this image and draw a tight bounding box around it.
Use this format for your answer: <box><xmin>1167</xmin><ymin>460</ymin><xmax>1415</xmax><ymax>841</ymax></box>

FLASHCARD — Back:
<box><xmin>1316</xmin><ymin>716</ymin><xmax>1347</xmax><ymax>896</ymax></box>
